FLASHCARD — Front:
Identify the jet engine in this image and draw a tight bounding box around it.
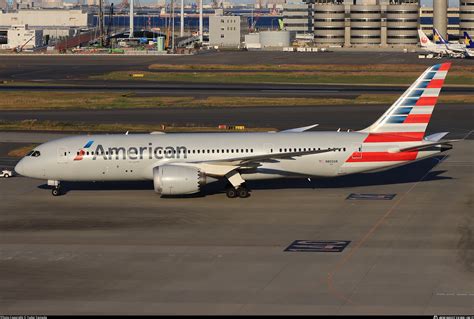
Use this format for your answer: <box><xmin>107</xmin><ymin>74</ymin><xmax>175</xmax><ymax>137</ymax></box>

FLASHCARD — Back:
<box><xmin>153</xmin><ymin>165</ymin><xmax>208</xmax><ymax>195</ymax></box>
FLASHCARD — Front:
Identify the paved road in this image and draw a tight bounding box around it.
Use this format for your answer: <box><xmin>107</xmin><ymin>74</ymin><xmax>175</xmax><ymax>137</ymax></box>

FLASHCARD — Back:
<box><xmin>1</xmin><ymin>82</ymin><xmax>473</xmax><ymax>97</ymax></box>
<box><xmin>1</xmin><ymin>51</ymin><xmax>474</xmax><ymax>81</ymax></box>
<box><xmin>0</xmin><ymin>141</ymin><xmax>472</xmax><ymax>314</ymax></box>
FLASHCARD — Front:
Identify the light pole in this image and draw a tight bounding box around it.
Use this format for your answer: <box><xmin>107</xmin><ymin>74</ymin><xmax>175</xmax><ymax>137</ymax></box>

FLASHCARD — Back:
<box><xmin>171</xmin><ymin>0</ymin><xmax>175</xmax><ymax>51</ymax></box>
<box><xmin>180</xmin><ymin>0</ymin><xmax>184</xmax><ymax>37</ymax></box>
<box><xmin>129</xmin><ymin>0</ymin><xmax>134</xmax><ymax>38</ymax></box>
<box><xmin>199</xmin><ymin>0</ymin><xmax>203</xmax><ymax>42</ymax></box>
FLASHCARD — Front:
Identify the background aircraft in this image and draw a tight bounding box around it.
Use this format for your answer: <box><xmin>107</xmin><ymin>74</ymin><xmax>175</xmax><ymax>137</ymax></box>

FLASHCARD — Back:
<box><xmin>463</xmin><ymin>31</ymin><xmax>474</xmax><ymax>58</ymax></box>
<box><xmin>433</xmin><ymin>28</ymin><xmax>473</xmax><ymax>58</ymax></box>
<box><xmin>418</xmin><ymin>29</ymin><xmax>458</xmax><ymax>57</ymax></box>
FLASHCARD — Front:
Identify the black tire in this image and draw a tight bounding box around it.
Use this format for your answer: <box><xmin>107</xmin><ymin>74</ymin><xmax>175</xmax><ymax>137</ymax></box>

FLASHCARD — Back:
<box><xmin>52</xmin><ymin>187</ymin><xmax>61</xmax><ymax>196</ymax></box>
<box><xmin>226</xmin><ymin>187</ymin><xmax>237</xmax><ymax>198</ymax></box>
<box><xmin>238</xmin><ymin>187</ymin><xmax>249</xmax><ymax>198</ymax></box>
<box><xmin>4</xmin><ymin>174</ymin><xmax>9</xmax><ymax>178</ymax></box>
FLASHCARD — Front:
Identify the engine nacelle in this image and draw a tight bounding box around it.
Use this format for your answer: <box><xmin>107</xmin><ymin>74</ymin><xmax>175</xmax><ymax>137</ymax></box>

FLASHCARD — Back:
<box><xmin>153</xmin><ymin>165</ymin><xmax>207</xmax><ymax>195</ymax></box>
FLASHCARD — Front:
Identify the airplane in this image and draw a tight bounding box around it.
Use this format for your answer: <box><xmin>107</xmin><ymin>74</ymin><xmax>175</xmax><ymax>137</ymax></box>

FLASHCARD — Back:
<box><xmin>462</xmin><ymin>31</ymin><xmax>474</xmax><ymax>58</ymax></box>
<box><xmin>463</xmin><ymin>31</ymin><xmax>474</xmax><ymax>49</ymax></box>
<box><xmin>417</xmin><ymin>29</ymin><xmax>457</xmax><ymax>57</ymax></box>
<box><xmin>433</xmin><ymin>28</ymin><xmax>473</xmax><ymax>58</ymax></box>
<box><xmin>15</xmin><ymin>63</ymin><xmax>456</xmax><ymax>198</ymax></box>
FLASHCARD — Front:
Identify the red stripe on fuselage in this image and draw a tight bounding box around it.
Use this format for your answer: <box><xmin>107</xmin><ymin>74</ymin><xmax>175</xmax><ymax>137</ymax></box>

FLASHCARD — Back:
<box><xmin>416</xmin><ymin>97</ymin><xmax>438</xmax><ymax>106</ymax></box>
<box><xmin>346</xmin><ymin>151</ymin><xmax>418</xmax><ymax>162</ymax></box>
<box><xmin>363</xmin><ymin>132</ymin><xmax>424</xmax><ymax>143</ymax></box>
<box><xmin>403</xmin><ymin>114</ymin><xmax>431</xmax><ymax>123</ymax></box>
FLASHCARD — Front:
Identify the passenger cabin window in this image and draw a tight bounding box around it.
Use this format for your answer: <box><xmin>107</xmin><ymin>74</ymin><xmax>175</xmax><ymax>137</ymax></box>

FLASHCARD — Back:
<box><xmin>31</xmin><ymin>151</ymin><xmax>41</xmax><ymax>157</ymax></box>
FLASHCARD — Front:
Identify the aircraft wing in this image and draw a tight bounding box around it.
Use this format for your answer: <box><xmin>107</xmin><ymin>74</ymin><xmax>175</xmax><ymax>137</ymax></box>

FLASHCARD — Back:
<box><xmin>175</xmin><ymin>148</ymin><xmax>339</xmax><ymax>177</ymax></box>
<box><xmin>202</xmin><ymin>148</ymin><xmax>338</xmax><ymax>166</ymax></box>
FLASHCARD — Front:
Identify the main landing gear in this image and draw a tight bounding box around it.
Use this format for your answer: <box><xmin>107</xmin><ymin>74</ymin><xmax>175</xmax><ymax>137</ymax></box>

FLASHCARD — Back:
<box><xmin>226</xmin><ymin>185</ymin><xmax>250</xmax><ymax>199</ymax></box>
<box><xmin>224</xmin><ymin>170</ymin><xmax>251</xmax><ymax>199</ymax></box>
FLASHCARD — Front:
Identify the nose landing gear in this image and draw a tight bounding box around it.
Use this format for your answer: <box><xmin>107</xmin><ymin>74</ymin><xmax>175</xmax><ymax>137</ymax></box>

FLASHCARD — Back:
<box><xmin>48</xmin><ymin>180</ymin><xmax>63</xmax><ymax>196</ymax></box>
<box><xmin>52</xmin><ymin>186</ymin><xmax>62</xmax><ymax>196</ymax></box>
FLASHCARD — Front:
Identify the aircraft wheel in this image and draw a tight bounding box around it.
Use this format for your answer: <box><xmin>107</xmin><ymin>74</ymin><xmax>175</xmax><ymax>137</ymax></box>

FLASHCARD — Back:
<box><xmin>226</xmin><ymin>187</ymin><xmax>237</xmax><ymax>198</ymax></box>
<box><xmin>237</xmin><ymin>187</ymin><xmax>250</xmax><ymax>198</ymax></box>
<box><xmin>52</xmin><ymin>187</ymin><xmax>61</xmax><ymax>197</ymax></box>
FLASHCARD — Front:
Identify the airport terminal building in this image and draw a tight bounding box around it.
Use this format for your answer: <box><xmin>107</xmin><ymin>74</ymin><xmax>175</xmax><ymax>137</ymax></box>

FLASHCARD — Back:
<box><xmin>283</xmin><ymin>0</ymin><xmax>462</xmax><ymax>47</ymax></box>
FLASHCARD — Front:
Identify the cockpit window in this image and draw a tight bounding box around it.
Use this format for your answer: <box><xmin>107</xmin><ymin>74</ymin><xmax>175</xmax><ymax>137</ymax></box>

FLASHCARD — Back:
<box><xmin>31</xmin><ymin>151</ymin><xmax>41</xmax><ymax>157</ymax></box>
<box><xmin>26</xmin><ymin>150</ymin><xmax>34</xmax><ymax>156</ymax></box>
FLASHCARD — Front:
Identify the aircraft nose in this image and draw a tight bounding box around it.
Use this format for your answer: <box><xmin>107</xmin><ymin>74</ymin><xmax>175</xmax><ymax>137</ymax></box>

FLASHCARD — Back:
<box><xmin>14</xmin><ymin>159</ymin><xmax>25</xmax><ymax>176</ymax></box>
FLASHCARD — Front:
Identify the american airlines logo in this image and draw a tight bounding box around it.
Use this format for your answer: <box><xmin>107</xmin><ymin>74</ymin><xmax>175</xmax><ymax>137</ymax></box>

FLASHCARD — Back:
<box><xmin>74</xmin><ymin>140</ymin><xmax>94</xmax><ymax>161</ymax></box>
<box><xmin>91</xmin><ymin>144</ymin><xmax>188</xmax><ymax>160</ymax></box>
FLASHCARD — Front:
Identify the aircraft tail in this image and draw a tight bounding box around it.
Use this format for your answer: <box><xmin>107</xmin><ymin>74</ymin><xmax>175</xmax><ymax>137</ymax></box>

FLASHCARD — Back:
<box><xmin>433</xmin><ymin>27</ymin><xmax>448</xmax><ymax>44</ymax></box>
<box><xmin>464</xmin><ymin>31</ymin><xmax>474</xmax><ymax>49</ymax></box>
<box><xmin>418</xmin><ymin>29</ymin><xmax>434</xmax><ymax>47</ymax></box>
<box><xmin>360</xmin><ymin>63</ymin><xmax>451</xmax><ymax>141</ymax></box>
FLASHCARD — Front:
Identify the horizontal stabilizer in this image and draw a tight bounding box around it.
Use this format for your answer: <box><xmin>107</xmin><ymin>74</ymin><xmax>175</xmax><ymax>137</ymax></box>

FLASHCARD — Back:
<box><xmin>280</xmin><ymin>124</ymin><xmax>319</xmax><ymax>133</ymax></box>
<box><xmin>399</xmin><ymin>140</ymin><xmax>457</xmax><ymax>153</ymax></box>
<box><xmin>424</xmin><ymin>132</ymin><xmax>449</xmax><ymax>142</ymax></box>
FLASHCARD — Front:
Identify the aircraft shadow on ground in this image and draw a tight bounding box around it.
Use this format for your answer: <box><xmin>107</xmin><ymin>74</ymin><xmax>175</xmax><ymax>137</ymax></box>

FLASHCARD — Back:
<box><xmin>37</xmin><ymin>156</ymin><xmax>451</xmax><ymax>196</ymax></box>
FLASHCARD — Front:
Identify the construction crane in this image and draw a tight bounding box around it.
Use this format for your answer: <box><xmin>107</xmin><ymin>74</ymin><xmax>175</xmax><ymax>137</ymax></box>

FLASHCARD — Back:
<box><xmin>249</xmin><ymin>12</ymin><xmax>261</xmax><ymax>32</ymax></box>
<box><xmin>105</xmin><ymin>3</ymin><xmax>114</xmax><ymax>47</ymax></box>
<box><xmin>13</xmin><ymin>34</ymin><xmax>35</xmax><ymax>53</ymax></box>
<box><xmin>98</xmin><ymin>0</ymin><xmax>105</xmax><ymax>46</ymax></box>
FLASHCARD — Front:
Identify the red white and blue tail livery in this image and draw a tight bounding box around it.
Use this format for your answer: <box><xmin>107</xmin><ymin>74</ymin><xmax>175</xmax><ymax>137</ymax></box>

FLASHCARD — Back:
<box><xmin>342</xmin><ymin>63</ymin><xmax>453</xmax><ymax>172</ymax></box>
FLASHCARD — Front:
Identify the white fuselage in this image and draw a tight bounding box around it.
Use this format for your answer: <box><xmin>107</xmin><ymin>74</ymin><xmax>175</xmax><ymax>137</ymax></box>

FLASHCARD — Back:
<box><xmin>14</xmin><ymin>131</ymin><xmax>441</xmax><ymax>183</ymax></box>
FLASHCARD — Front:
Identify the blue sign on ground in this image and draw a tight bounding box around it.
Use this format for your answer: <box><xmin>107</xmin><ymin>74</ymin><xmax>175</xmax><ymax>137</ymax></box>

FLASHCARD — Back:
<box><xmin>346</xmin><ymin>193</ymin><xmax>396</xmax><ymax>200</ymax></box>
<box><xmin>285</xmin><ymin>240</ymin><xmax>351</xmax><ymax>253</ymax></box>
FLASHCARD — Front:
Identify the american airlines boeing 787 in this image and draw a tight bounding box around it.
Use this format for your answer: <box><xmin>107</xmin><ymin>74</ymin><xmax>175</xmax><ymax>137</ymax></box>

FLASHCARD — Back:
<box><xmin>15</xmin><ymin>63</ymin><xmax>455</xmax><ymax>198</ymax></box>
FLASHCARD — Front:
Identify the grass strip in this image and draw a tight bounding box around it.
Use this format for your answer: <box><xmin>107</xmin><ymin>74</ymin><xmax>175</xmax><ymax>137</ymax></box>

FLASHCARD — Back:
<box><xmin>148</xmin><ymin>63</ymin><xmax>474</xmax><ymax>73</ymax></box>
<box><xmin>93</xmin><ymin>71</ymin><xmax>474</xmax><ymax>86</ymax></box>
<box><xmin>0</xmin><ymin>92</ymin><xmax>471</xmax><ymax>110</ymax></box>
<box><xmin>0</xmin><ymin>120</ymin><xmax>274</xmax><ymax>133</ymax></box>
